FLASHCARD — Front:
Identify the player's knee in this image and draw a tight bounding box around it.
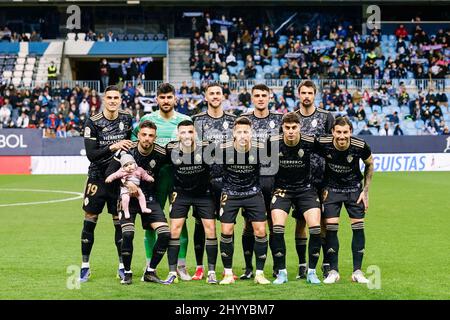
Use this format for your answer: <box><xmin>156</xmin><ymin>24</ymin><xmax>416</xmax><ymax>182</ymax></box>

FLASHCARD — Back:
<box><xmin>203</xmin><ymin>222</ymin><xmax>216</xmax><ymax>238</ymax></box>
<box><xmin>156</xmin><ymin>225</ymin><xmax>171</xmax><ymax>246</ymax></box>
<box><xmin>253</xmin><ymin>225</ymin><xmax>267</xmax><ymax>238</ymax></box>
<box><xmin>84</xmin><ymin>213</ymin><xmax>98</xmax><ymax>222</ymax></box>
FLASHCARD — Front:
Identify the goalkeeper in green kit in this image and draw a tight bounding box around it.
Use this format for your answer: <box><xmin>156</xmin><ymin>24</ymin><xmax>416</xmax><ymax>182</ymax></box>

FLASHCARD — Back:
<box><xmin>131</xmin><ymin>83</ymin><xmax>192</xmax><ymax>280</ymax></box>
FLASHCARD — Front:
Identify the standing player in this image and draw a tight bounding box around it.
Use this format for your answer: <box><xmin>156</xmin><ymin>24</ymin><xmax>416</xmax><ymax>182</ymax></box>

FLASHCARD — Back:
<box><xmin>105</xmin><ymin>120</ymin><xmax>171</xmax><ymax>285</ymax></box>
<box><xmin>190</xmin><ymin>82</ymin><xmax>236</xmax><ymax>280</ymax></box>
<box><xmin>239</xmin><ymin>84</ymin><xmax>282</xmax><ymax>280</ymax></box>
<box><xmin>315</xmin><ymin>116</ymin><xmax>374</xmax><ymax>284</ymax></box>
<box><xmin>164</xmin><ymin>120</ymin><xmax>218</xmax><ymax>284</ymax></box>
<box><xmin>218</xmin><ymin>116</ymin><xmax>270</xmax><ymax>285</ymax></box>
<box><xmin>294</xmin><ymin>80</ymin><xmax>334</xmax><ymax>279</ymax></box>
<box><xmin>131</xmin><ymin>83</ymin><xmax>192</xmax><ymax>280</ymax></box>
<box><xmin>79</xmin><ymin>85</ymin><xmax>133</xmax><ymax>282</ymax></box>
<box><xmin>270</xmin><ymin>112</ymin><xmax>322</xmax><ymax>285</ymax></box>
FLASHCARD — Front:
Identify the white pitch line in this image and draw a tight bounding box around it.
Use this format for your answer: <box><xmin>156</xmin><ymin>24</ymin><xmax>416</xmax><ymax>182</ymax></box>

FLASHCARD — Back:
<box><xmin>0</xmin><ymin>188</ymin><xmax>83</xmax><ymax>207</ymax></box>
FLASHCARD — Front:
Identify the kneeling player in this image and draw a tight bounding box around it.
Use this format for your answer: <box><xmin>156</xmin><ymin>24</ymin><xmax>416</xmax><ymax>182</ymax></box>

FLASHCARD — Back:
<box><xmin>106</xmin><ymin>120</ymin><xmax>171</xmax><ymax>284</ymax></box>
<box><xmin>164</xmin><ymin>120</ymin><xmax>218</xmax><ymax>284</ymax></box>
<box><xmin>270</xmin><ymin>112</ymin><xmax>322</xmax><ymax>284</ymax></box>
<box><xmin>218</xmin><ymin>117</ymin><xmax>270</xmax><ymax>285</ymax></box>
<box><xmin>316</xmin><ymin>116</ymin><xmax>374</xmax><ymax>284</ymax></box>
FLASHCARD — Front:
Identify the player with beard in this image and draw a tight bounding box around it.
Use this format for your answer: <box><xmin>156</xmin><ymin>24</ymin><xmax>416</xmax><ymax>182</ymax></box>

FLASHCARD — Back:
<box><xmin>190</xmin><ymin>82</ymin><xmax>236</xmax><ymax>281</ymax></box>
<box><xmin>131</xmin><ymin>83</ymin><xmax>192</xmax><ymax>281</ymax></box>
<box><xmin>105</xmin><ymin>120</ymin><xmax>171</xmax><ymax>285</ymax></box>
<box><xmin>316</xmin><ymin>117</ymin><xmax>374</xmax><ymax>284</ymax></box>
<box><xmin>294</xmin><ymin>80</ymin><xmax>334</xmax><ymax>279</ymax></box>
<box><xmin>239</xmin><ymin>84</ymin><xmax>282</xmax><ymax>280</ymax></box>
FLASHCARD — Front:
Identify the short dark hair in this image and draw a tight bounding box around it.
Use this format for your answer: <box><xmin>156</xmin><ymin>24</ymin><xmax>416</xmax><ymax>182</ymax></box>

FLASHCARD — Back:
<box><xmin>234</xmin><ymin>116</ymin><xmax>252</xmax><ymax>127</ymax></box>
<box><xmin>157</xmin><ymin>83</ymin><xmax>176</xmax><ymax>96</ymax></box>
<box><xmin>139</xmin><ymin>120</ymin><xmax>157</xmax><ymax>131</ymax></box>
<box><xmin>205</xmin><ymin>82</ymin><xmax>223</xmax><ymax>93</ymax></box>
<box><xmin>297</xmin><ymin>79</ymin><xmax>317</xmax><ymax>94</ymax></box>
<box><xmin>104</xmin><ymin>85</ymin><xmax>120</xmax><ymax>93</ymax></box>
<box><xmin>251</xmin><ymin>84</ymin><xmax>270</xmax><ymax>94</ymax></box>
<box><xmin>281</xmin><ymin>112</ymin><xmax>300</xmax><ymax>125</ymax></box>
<box><xmin>177</xmin><ymin>120</ymin><xmax>194</xmax><ymax>128</ymax></box>
<box><xmin>333</xmin><ymin>116</ymin><xmax>353</xmax><ymax>131</ymax></box>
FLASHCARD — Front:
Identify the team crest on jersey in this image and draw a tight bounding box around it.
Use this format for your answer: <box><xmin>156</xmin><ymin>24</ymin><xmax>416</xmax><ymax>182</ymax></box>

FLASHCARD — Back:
<box><xmin>347</xmin><ymin>155</ymin><xmax>353</xmax><ymax>163</ymax></box>
<box><xmin>175</xmin><ymin>158</ymin><xmax>182</xmax><ymax>165</ymax></box>
<box><xmin>278</xmin><ymin>151</ymin><xmax>283</xmax><ymax>157</ymax></box>
<box><xmin>311</xmin><ymin>119</ymin><xmax>318</xmax><ymax>128</ymax></box>
<box><xmin>249</xmin><ymin>155</ymin><xmax>255</xmax><ymax>163</ymax></box>
<box><xmin>195</xmin><ymin>153</ymin><xmax>202</xmax><ymax>163</ymax></box>
<box><xmin>119</xmin><ymin>122</ymin><xmax>124</xmax><ymax>131</ymax></box>
<box><xmin>149</xmin><ymin>160</ymin><xmax>156</xmax><ymax>168</ymax></box>
<box><xmin>204</xmin><ymin>123</ymin><xmax>209</xmax><ymax>130</ymax></box>
<box><xmin>327</xmin><ymin>154</ymin><xmax>332</xmax><ymax>159</ymax></box>
<box><xmin>84</xmin><ymin>127</ymin><xmax>91</xmax><ymax>138</ymax></box>
<box><xmin>223</xmin><ymin>121</ymin><xmax>229</xmax><ymax>129</ymax></box>
<box><xmin>298</xmin><ymin>149</ymin><xmax>304</xmax><ymax>158</ymax></box>
<box><xmin>269</xmin><ymin>120</ymin><xmax>275</xmax><ymax>129</ymax></box>
<box><xmin>84</xmin><ymin>197</ymin><xmax>89</xmax><ymax>206</ymax></box>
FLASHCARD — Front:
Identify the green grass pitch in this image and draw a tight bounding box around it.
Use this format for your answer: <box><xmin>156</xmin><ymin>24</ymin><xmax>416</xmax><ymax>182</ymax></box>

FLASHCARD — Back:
<box><xmin>0</xmin><ymin>172</ymin><xmax>449</xmax><ymax>300</ymax></box>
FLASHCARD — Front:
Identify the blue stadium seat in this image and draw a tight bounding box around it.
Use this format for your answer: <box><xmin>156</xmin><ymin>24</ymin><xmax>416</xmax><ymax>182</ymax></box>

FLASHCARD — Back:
<box><xmin>400</xmin><ymin>106</ymin><xmax>410</xmax><ymax>114</ymax></box>
<box><xmin>271</xmin><ymin>58</ymin><xmax>279</xmax><ymax>66</ymax></box>
<box><xmin>255</xmin><ymin>65</ymin><xmax>263</xmax><ymax>73</ymax></box>
<box><xmin>237</xmin><ymin>60</ymin><xmax>245</xmax><ymax>69</ymax></box>
<box><xmin>444</xmin><ymin>114</ymin><xmax>450</xmax><ymax>122</ymax></box>
<box><xmin>286</xmin><ymin>98</ymin><xmax>295</xmax><ymax>109</ymax></box>
<box><xmin>381</xmin><ymin>35</ymin><xmax>388</xmax><ymax>42</ymax></box>
<box><xmin>405</xmin><ymin>121</ymin><xmax>415</xmax><ymax>129</ymax></box>
<box><xmin>263</xmin><ymin>65</ymin><xmax>273</xmax><ymax>74</ymax></box>
<box><xmin>392</xmin><ymin>106</ymin><xmax>401</xmax><ymax>114</ymax></box>
<box><xmin>415</xmin><ymin>120</ymin><xmax>424</xmax><ymax>129</ymax></box>
<box><xmin>269</xmin><ymin>47</ymin><xmax>278</xmax><ymax>56</ymax></box>
<box><xmin>212</xmin><ymin>73</ymin><xmax>219</xmax><ymax>81</ymax></box>
<box><xmin>372</xmin><ymin>105</ymin><xmax>382</xmax><ymax>113</ymax></box>
<box><xmin>357</xmin><ymin>121</ymin><xmax>365</xmax><ymax>130</ymax></box>
<box><xmin>405</xmin><ymin>128</ymin><xmax>416</xmax><ymax>135</ymax></box>
<box><xmin>255</xmin><ymin>72</ymin><xmax>264</xmax><ymax>80</ymax></box>
<box><xmin>369</xmin><ymin>128</ymin><xmax>378</xmax><ymax>135</ymax></box>
<box><xmin>192</xmin><ymin>72</ymin><xmax>201</xmax><ymax>80</ymax></box>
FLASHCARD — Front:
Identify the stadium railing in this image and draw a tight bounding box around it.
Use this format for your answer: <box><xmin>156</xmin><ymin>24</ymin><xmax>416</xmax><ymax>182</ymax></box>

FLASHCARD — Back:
<box><xmin>124</xmin><ymin>80</ymin><xmax>162</xmax><ymax>95</ymax></box>
<box><xmin>27</xmin><ymin>80</ymin><xmax>101</xmax><ymax>92</ymax></box>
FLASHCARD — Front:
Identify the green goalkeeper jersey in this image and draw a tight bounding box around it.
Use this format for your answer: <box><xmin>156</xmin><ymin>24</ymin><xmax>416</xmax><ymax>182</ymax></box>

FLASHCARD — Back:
<box><xmin>131</xmin><ymin>111</ymin><xmax>191</xmax><ymax>146</ymax></box>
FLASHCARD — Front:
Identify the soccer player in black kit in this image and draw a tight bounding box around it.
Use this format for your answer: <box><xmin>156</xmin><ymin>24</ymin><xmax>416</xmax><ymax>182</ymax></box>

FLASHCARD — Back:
<box><xmin>79</xmin><ymin>85</ymin><xmax>133</xmax><ymax>283</ymax></box>
<box><xmin>294</xmin><ymin>80</ymin><xmax>334</xmax><ymax>279</ymax></box>
<box><xmin>191</xmin><ymin>83</ymin><xmax>236</xmax><ymax>281</ymax></box>
<box><xmin>316</xmin><ymin>116</ymin><xmax>374</xmax><ymax>284</ymax></box>
<box><xmin>218</xmin><ymin>116</ymin><xmax>270</xmax><ymax>285</ymax></box>
<box><xmin>105</xmin><ymin>120</ymin><xmax>171</xmax><ymax>285</ymax></box>
<box><xmin>239</xmin><ymin>84</ymin><xmax>282</xmax><ymax>280</ymax></box>
<box><xmin>164</xmin><ymin>120</ymin><xmax>218</xmax><ymax>285</ymax></box>
<box><xmin>270</xmin><ymin>112</ymin><xmax>322</xmax><ymax>285</ymax></box>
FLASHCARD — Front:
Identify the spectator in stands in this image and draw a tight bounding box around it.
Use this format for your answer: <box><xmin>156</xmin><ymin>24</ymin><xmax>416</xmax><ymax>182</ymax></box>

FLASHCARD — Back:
<box><xmin>442</xmin><ymin>126</ymin><xmax>450</xmax><ymax>135</ymax></box>
<box><xmin>395</xmin><ymin>24</ymin><xmax>408</xmax><ymax>39</ymax></box>
<box><xmin>368</xmin><ymin>110</ymin><xmax>382</xmax><ymax>131</ymax></box>
<box><xmin>379</xmin><ymin>122</ymin><xmax>393</xmax><ymax>136</ymax></box>
<box><xmin>106</xmin><ymin>31</ymin><xmax>118</xmax><ymax>42</ymax></box>
<box><xmin>16</xmin><ymin>111</ymin><xmax>29</xmax><ymax>128</ymax></box>
<box><xmin>369</xmin><ymin>92</ymin><xmax>382</xmax><ymax>109</ymax></box>
<box><xmin>432</xmin><ymin>104</ymin><xmax>443</xmax><ymax>120</ymax></box>
<box><xmin>48</xmin><ymin>61</ymin><xmax>57</xmax><ymax>80</ymax></box>
<box><xmin>1</xmin><ymin>27</ymin><xmax>12</xmax><ymax>41</ymax></box>
<box><xmin>85</xmin><ymin>30</ymin><xmax>97</xmax><ymax>41</ymax></box>
<box><xmin>97</xmin><ymin>33</ymin><xmax>105</xmax><ymax>42</ymax></box>
<box><xmin>358</xmin><ymin>124</ymin><xmax>372</xmax><ymax>135</ymax></box>
<box><xmin>437</xmin><ymin>90</ymin><xmax>448</xmax><ymax>108</ymax></box>
<box><xmin>426</xmin><ymin>117</ymin><xmax>439</xmax><ymax>135</ymax></box>
<box><xmin>387</xmin><ymin>111</ymin><xmax>400</xmax><ymax>125</ymax></box>
<box><xmin>129</xmin><ymin>58</ymin><xmax>140</xmax><ymax>82</ymax></box>
<box><xmin>238</xmin><ymin>87</ymin><xmax>251</xmax><ymax>108</ymax></box>
<box><xmin>282</xmin><ymin>81</ymin><xmax>295</xmax><ymax>101</ymax></box>
<box><xmin>0</xmin><ymin>102</ymin><xmax>11</xmax><ymax>127</ymax></box>
<box><xmin>219</xmin><ymin>69</ymin><xmax>229</xmax><ymax>83</ymax></box>
<box><xmin>421</xmin><ymin>105</ymin><xmax>432</xmax><ymax>122</ymax></box>
<box><xmin>346</xmin><ymin>103</ymin><xmax>356</xmax><ymax>120</ymax></box>
<box><xmin>30</xmin><ymin>31</ymin><xmax>41</xmax><ymax>42</ymax></box>
<box><xmin>394</xmin><ymin>124</ymin><xmax>404</xmax><ymax>135</ymax></box>
<box><xmin>438</xmin><ymin>120</ymin><xmax>446</xmax><ymax>134</ymax></box>
<box><xmin>398</xmin><ymin>87</ymin><xmax>410</xmax><ymax>106</ymax></box>
<box><xmin>99</xmin><ymin>58</ymin><xmax>110</xmax><ymax>90</ymax></box>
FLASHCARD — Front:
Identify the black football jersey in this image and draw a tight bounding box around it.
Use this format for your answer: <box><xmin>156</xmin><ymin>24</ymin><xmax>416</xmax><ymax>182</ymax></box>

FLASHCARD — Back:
<box><xmin>221</xmin><ymin>141</ymin><xmax>266</xmax><ymax>197</ymax></box>
<box><xmin>316</xmin><ymin>136</ymin><xmax>372</xmax><ymax>192</ymax></box>
<box><xmin>270</xmin><ymin>134</ymin><xmax>317</xmax><ymax>193</ymax></box>
<box><xmin>166</xmin><ymin>140</ymin><xmax>212</xmax><ymax>195</ymax></box>
<box><xmin>295</xmin><ymin>107</ymin><xmax>334</xmax><ymax>186</ymax></box>
<box><xmin>84</xmin><ymin>110</ymin><xmax>133</xmax><ymax>179</ymax></box>
<box><xmin>192</xmin><ymin>111</ymin><xmax>236</xmax><ymax>178</ymax></box>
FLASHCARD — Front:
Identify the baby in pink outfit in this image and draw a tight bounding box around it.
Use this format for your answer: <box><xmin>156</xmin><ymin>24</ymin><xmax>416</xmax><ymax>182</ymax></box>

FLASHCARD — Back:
<box><xmin>106</xmin><ymin>154</ymin><xmax>154</xmax><ymax>219</ymax></box>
